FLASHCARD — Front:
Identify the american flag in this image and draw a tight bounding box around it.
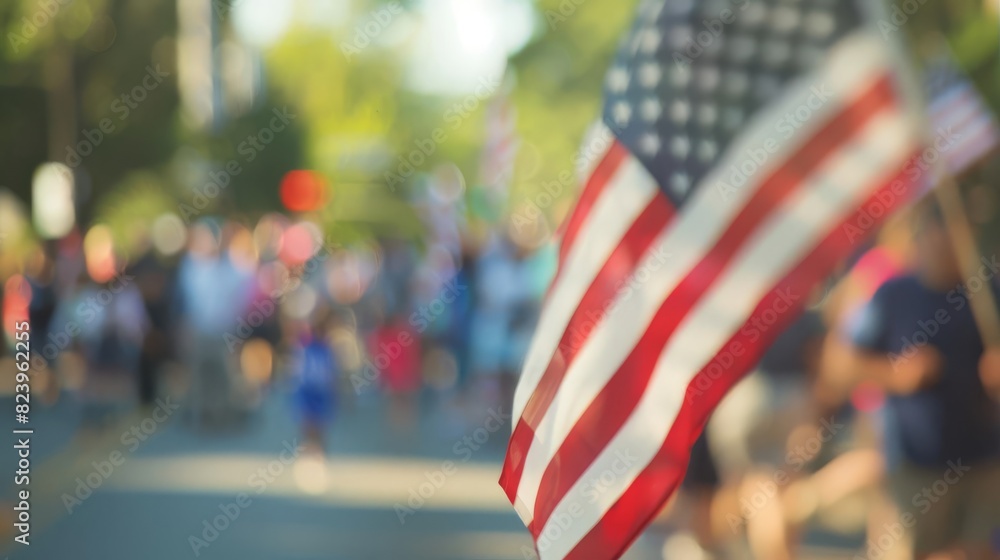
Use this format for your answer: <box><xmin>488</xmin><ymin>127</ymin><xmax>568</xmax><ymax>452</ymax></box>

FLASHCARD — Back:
<box><xmin>500</xmin><ymin>0</ymin><xmax>927</xmax><ymax>558</ymax></box>
<box><xmin>925</xmin><ymin>52</ymin><xmax>1000</xmax><ymax>176</ymax></box>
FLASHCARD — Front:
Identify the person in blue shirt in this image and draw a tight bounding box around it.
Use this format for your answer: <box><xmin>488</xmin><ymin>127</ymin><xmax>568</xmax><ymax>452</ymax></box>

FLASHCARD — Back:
<box><xmin>849</xmin><ymin>199</ymin><xmax>1000</xmax><ymax>559</ymax></box>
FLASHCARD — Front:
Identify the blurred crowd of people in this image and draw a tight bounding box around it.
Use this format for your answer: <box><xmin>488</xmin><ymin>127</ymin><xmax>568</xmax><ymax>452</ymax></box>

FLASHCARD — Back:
<box><xmin>0</xmin><ymin>197</ymin><xmax>554</xmax><ymax>448</ymax></box>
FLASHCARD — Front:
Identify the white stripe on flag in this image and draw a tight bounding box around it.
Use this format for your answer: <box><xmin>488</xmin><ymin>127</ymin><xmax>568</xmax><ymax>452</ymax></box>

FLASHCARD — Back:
<box><xmin>576</xmin><ymin>122</ymin><xmax>616</xmax><ymax>183</ymax></box>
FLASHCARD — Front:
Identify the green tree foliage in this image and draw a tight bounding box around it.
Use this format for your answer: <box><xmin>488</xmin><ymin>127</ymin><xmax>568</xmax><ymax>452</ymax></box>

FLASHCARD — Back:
<box><xmin>1</xmin><ymin>0</ymin><xmax>996</xmax><ymax>247</ymax></box>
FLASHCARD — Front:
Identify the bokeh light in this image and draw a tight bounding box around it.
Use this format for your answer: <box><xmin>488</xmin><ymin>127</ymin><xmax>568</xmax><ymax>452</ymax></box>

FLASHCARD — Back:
<box><xmin>279</xmin><ymin>220</ymin><xmax>323</xmax><ymax>265</ymax></box>
<box><xmin>151</xmin><ymin>213</ymin><xmax>188</xmax><ymax>256</ymax></box>
<box><xmin>280</xmin><ymin>170</ymin><xmax>328</xmax><ymax>213</ymax></box>
<box><xmin>32</xmin><ymin>162</ymin><xmax>76</xmax><ymax>239</ymax></box>
<box><xmin>83</xmin><ymin>224</ymin><xmax>117</xmax><ymax>282</ymax></box>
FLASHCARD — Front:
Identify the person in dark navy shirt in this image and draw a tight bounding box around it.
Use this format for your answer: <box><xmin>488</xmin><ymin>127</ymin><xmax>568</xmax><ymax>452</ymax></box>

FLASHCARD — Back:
<box><xmin>849</xmin><ymin>200</ymin><xmax>1000</xmax><ymax>559</ymax></box>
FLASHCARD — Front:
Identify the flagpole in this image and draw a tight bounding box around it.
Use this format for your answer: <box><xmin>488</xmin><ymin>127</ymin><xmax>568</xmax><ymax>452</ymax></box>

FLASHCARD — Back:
<box><xmin>930</xmin><ymin>173</ymin><xmax>1000</xmax><ymax>347</ymax></box>
<box><xmin>931</xmin><ymin>166</ymin><xmax>1000</xmax><ymax>401</ymax></box>
<box><xmin>931</xmin><ymin>171</ymin><xmax>1000</xmax><ymax>402</ymax></box>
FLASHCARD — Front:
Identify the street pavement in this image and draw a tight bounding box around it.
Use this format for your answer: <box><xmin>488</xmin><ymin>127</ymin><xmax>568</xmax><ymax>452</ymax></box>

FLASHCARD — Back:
<box><xmin>0</xmin><ymin>387</ymin><xmax>861</xmax><ymax>560</ymax></box>
<box><xmin>0</xmin><ymin>388</ymin><xmax>655</xmax><ymax>560</ymax></box>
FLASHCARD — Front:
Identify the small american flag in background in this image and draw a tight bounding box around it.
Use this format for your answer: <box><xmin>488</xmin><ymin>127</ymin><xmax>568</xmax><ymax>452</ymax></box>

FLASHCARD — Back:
<box><xmin>500</xmin><ymin>0</ymin><xmax>928</xmax><ymax>558</ymax></box>
<box><xmin>479</xmin><ymin>90</ymin><xmax>520</xmax><ymax>204</ymax></box>
<box><xmin>925</xmin><ymin>51</ymin><xmax>1000</xmax><ymax>176</ymax></box>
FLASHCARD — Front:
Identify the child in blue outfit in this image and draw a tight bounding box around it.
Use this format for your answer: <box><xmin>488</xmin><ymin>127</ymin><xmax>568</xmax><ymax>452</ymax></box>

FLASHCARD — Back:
<box><xmin>292</xmin><ymin>317</ymin><xmax>339</xmax><ymax>453</ymax></box>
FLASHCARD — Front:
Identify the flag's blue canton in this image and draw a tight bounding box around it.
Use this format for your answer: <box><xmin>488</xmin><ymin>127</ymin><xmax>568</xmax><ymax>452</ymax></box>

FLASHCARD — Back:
<box><xmin>602</xmin><ymin>0</ymin><xmax>861</xmax><ymax>206</ymax></box>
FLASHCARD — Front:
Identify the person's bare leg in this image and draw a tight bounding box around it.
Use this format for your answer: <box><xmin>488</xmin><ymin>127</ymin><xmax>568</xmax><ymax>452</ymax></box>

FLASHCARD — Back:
<box><xmin>707</xmin><ymin>481</ymin><xmax>745</xmax><ymax>545</ymax></box>
<box><xmin>782</xmin><ymin>449</ymin><xmax>884</xmax><ymax>523</ymax></box>
<box><xmin>862</xmin><ymin>488</ymin><xmax>914</xmax><ymax>560</ymax></box>
<box><xmin>742</xmin><ymin>471</ymin><xmax>794</xmax><ymax>560</ymax></box>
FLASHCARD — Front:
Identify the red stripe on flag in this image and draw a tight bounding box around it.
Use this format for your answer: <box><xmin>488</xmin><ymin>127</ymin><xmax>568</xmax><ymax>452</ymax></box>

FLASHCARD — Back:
<box><xmin>562</xmin><ymin>150</ymin><xmax>923</xmax><ymax>560</ymax></box>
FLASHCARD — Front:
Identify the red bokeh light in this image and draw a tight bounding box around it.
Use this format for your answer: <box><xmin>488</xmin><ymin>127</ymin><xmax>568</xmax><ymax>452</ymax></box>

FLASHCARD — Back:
<box><xmin>3</xmin><ymin>275</ymin><xmax>31</xmax><ymax>341</ymax></box>
<box><xmin>279</xmin><ymin>170</ymin><xmax>328</xmax><ymax>212</ymax></box>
